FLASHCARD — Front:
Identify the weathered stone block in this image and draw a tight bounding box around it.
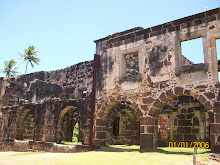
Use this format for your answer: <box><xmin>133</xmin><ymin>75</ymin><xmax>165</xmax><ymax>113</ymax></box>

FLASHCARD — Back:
<box><xmin>173</xmin><ymin>134</ymin><xmax>182</xmax><ymax>141</ymax></box>
<box><xmin>147</xmin><ymin>126</ymin><xmax>154</xmax><ymax>133</ymax></box>
<box><xmin>211</xmin><ymin>144</ymin><xmax>220</xmax><ymax>153</ymax></box>
<box><xmin>159</xmin><ymin>92</ymin><xmax>169</xmax><ymax>102</ymax></box>
<box><xmin>140</xmin><ymin>134</ymin><xmax>153</xmax><ymax>149</ymax></box>
<box><xmin>96</xmin><ymin>119</ymin><xmax>105</xmax><ymax>126</ymax></box>
<box><xmin>141</xmin><ymin>105</ymin><xmax>148</xmax><ymax>111</ymax></box>
<box><xmin>140</xmin><ymin>117</ymin><xmax>153</xmax><ymax>125</ymax></box>
<box><xmin>186</xmin><ymin>114</ymin><xmax>194</xmax><ymax>119</ymax></box>
<box><xmin>96</xmin><ymin>132</ymin><xmax>106</xmax><ymax>139</ymax></box>
<box><xmin>211</xmin><ymin>134</ymin><xmax>215</xmax><ymax>145</ymax></box>
<box><xmin>204</xmin><ymin>92</ymin><xmax>215</xmax><ymax>99</ymax></box>
<box><xmin>216</xmin><ymin>114</ymin><xmax>220</xmax><ymax>123</ymax></box>
<box><xmin>142</xmin><ymin>92</ymin><xmax>151</xmax><ymax>97</ymax></box>
<box><xmin>136</xmin><ymin>108</ymin><xmax>143</xmax><ymax>117</ymax></box>
<box><xmin>166</xmin><ymin>89</ymin><xmax>174</xmax><ymax>98</ymax></box>
<box><xmin>174</xmin><ymin>87</ymin><xmax>184</xmax><ymax>95</ymax></box>
<box><xmin>177</xmin><ymin>127</ymin><xmax>191</xmax><ymax>134</ymax></box>
<box><xmin>193</xmin><ymin>117</ymin><xmax>199</xmax><ymax>126</ymax></box>
<box><xmin>178</xmin><ymin>120</ymin><xmax>192</xmax><ymax>126</ymax></box>
<box><xmin>184</xmin><ymin>89</ymin><xmax>191</xmax><ymax>96</ymax></box>
<box><xmin>142</xmin><ymin>97</ymin><xmax>153</xmax><ymax>104</ymax></box>
<box><xmin>210</xmin><ymin>124</ymin><xmax>220</xmax><ymax>133</ymax></box>
<box><xmin>197</xmin><ymin>95</ymin><xmax>206</xmax><ymax>104</ymax></box>
<box><xmin>214</xmin><ymin>102</ymin><xmax>220</xmax><ymax>113</ymax></box>
<box><xmin>178</xmin><ymin>114</ymin><xmax>186</xmax><ymax>119</ymax></box>
<box><xmin>181</xmin><ymin>108</ymin><xmax>187</xmax><ymax>113</ymax></box>
<box><xmin>187</xmin><ymin>107</ymin><xmax>194</xmax><ymax>113</ymax></box>
<box><xmin>192</xmin><ymin>128</ymin><xmax>199</xmax><ymax>134</ymax></box>
<box><xmin>208</xmin><ymin>111</ymin><xmax>214</xmax><ymax>123</ymax></box>
<box><xmin>140</xmin><ymin>126</ymin><xmax>144</xmax><ymax>133</ymax></box>
<box><xmin>174</xmin><ymin>118</ymin><xmax>177</xmax><ymax>126</ymax></box>
<box><xmin>204</xmin><ymin>101</ymin><xmax>212</xmax><ymax>111</ymax></box>
<box><xmin>148</xmin><ymin>107</ymin><xmax>159</xmax><ymax>117</ymax></box>
<box><xmin>184</xmin><ymin>134</ymin><xmax>197</xmax><ymax>141</ymax></box>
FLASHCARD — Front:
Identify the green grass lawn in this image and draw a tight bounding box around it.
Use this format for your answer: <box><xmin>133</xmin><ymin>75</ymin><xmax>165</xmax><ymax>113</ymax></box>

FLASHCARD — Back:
<box><xmin>0</xmin><ymin>145</ymin><xmax>213</xmax><ymax>165</ymax></box>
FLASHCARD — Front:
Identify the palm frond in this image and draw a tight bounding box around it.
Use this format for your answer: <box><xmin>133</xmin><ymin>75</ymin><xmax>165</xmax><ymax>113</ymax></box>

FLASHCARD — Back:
<box><xmin>21</xmin><ymin>45</ymin><xmax>40</xmax><ymax>73</ymax></box>
<box><xmin>2</xmin><ymin>59</ymin><xmax>18</xmax><ymax>78</ymax></box>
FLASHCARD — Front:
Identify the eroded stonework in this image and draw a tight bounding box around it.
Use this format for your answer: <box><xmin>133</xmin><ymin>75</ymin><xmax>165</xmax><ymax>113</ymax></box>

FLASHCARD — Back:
<box><xmin>1</xmin><ymin>8</ymin><xmax>220</xmax><ymax>153</ymax></box>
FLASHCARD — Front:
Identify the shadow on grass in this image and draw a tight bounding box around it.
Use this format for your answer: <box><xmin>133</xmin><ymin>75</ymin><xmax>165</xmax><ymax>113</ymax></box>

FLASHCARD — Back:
<box><xmin>139</xmin><ymin>148</ymin><xmax>211</xmax><ymax>155</ymax></box>
<box><xmin>95</xmin><ymin>145</ymin><xmax>139</xmax><ymax>152</ymax></box>
<box><xmin>96</xmin><ymin>145</ymin><xmax>211</xmax><ymax>155</ymax></box>
<box><xmin>56</xmin><ymin>141</ymin><xmax>82</xmax><ymax>146</ymax></box>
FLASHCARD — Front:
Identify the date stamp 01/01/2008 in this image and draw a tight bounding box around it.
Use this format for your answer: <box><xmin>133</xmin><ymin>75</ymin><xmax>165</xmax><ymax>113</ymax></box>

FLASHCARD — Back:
<box><xmin>168</xmin><ymin>142</ymin><xmax>210</xmax><ymax>148</ymax></box>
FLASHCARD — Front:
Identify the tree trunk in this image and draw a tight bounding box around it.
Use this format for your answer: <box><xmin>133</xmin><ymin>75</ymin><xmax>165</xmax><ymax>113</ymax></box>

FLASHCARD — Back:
<box><xmin>25</xmin><ymin>62</ymin><xmax>28</xmax><ymax>73</ymax></box>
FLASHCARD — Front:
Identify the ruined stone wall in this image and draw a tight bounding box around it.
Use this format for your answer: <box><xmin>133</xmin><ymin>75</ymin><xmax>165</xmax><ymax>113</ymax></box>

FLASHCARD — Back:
<box><xmin>94</xmin><ymin>8</ymin><xmax>220</xmax><ymax>152</ymax></box>
<box><xmin>0</xmin><ymin>60</ymin><xmax>93</xmax><ymax>145</ymax></box>
<box><xmin>1</xmin><ymin>60</ymin><xmax>93</xmax><ymax>107</ymax></box>
<box><xmin>0</xmin><ymin>138</ymin><xmax>88</xmax><ymax>153</ymax></box>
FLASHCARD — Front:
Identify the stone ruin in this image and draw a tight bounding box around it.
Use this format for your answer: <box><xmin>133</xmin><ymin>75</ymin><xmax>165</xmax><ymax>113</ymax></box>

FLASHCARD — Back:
<box><xmin>0</xmin><ymin>8</ymin><xmax>220</xmax><ymax>153</ymax></box>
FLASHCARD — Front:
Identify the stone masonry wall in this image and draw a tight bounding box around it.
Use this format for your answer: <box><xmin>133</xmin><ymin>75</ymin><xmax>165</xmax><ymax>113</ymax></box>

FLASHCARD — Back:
<box><xmin>94</xmin><ymin>8</ymin><xmax>220</xmax><ymax>152</ymax></box>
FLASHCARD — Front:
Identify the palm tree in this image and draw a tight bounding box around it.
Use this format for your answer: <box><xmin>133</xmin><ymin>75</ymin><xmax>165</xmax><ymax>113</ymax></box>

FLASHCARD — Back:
<box><xmin>21</xmin><ymin>45</ymin><xmax>40</xmax><ymax>73</ymax></box>
<box><xmin>0</xmin><ymin>59</ymin><xmax>18</xmax><ymax>78</ymax></box>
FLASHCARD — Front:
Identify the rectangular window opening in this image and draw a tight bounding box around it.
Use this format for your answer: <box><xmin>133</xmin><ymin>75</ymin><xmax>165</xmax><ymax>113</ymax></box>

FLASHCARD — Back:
<box><xmin>78</xmin><ymin>89</ymin><xmax>87</xmax><ymax>98</ymax></box>
<box><xmin>216</xmin><ymin>39</ymin><xmax>220</xmax><ymax>81</ymax></box>
<box><xmin>82</xmin><ymin>90</ymin><xmax>87</xmax><ymax>98</ymax></box>
<box><xmin>124</xmin><ymin>52</ymin><xmax>139</xmax><ymax>77</ymax></box>
<box><xmin>113</xmin><ymin>117</ymin><xmax>120</xmax><ymax>136</ymax></box>
<box><xmin>181</xmin><ymin>37</ymin><xmax>204</xmax><ymax>66</ymax></box>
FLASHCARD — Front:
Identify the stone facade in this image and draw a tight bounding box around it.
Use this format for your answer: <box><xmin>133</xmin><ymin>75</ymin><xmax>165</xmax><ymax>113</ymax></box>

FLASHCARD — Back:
<box><xmin>94</xmin><ymin>8</ymin><xmax>220</xmax><ymax>152</ymax></box>
<box><xmin>0</xmin><ymin>8</ymin><xmax>220</xmax><ymax>153</ymax></box>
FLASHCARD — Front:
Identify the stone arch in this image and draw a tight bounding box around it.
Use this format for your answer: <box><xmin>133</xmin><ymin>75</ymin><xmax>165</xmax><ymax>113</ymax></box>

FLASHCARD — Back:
<box><xmin>16</xmin><ymin>109</ymin><xmax>35</xmax><ymax>140</ymax></box>
<box><xmin>148</xmin><ymin>87</ymin><xmax>213</xmax><ymax>118</ymax></box>
<box><xmin>142</xmin><ymin>87</ymin><xmax>213</xmax><ymax>149</ymax></box>
<box><xmin>95</xmin><ymin>97</ymin><xmax>141</xmax><ymax>145</ymax></box>
<box><xmin>56</xmin><ymin>105</ymin><xmax>80</xmax><ymax>143</ymax></box>
<box><xmin>96</xmin><ymin>96</ymin><xmax>143</xmax><ymax>120</ymax></box>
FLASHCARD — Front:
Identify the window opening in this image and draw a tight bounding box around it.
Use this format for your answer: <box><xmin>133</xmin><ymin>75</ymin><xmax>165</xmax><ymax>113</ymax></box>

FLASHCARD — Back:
<box><xmin>82</xmin><ymin>90</ymin><xmax>87</xmax><ymax>98</ymax></box>
<box><xmin>113</xmin><ymin>117</ymin><xmax>120</xmax><ymax>136</ymax></box>
<box><xmin>125</xmin><ymin>52</ymin><xmax>139</xmax><ymax>77</ymax></box>
<box><xmin>78</xmin><ymin>89</ymin><xmax>87</xmax><ymax>98</ymax></box>
<box><xmin>216</xmin><ymin>39</ymin><xmax>220</xmax><ymax>81</ymax></box>
<box><xmin>181</xmin><ymin>37</ymin><xmax>204</xmax><ymax>65</ymax></box>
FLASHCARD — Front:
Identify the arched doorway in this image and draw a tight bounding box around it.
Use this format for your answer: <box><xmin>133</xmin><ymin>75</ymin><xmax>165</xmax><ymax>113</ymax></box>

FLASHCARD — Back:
<box><xmin>16</xmin><ymin>109</ymin><xmax>35</xmax><ymax>140</ymax></box>
<box><xmin>158</xmin><ymin>96</ymin><xmax>209</xmax><ymax>146</ymax></box>
<box><xmin>98</xmin><ymin>101</ymin><xmax>140</xmax><ymax>145</ymax></box>
<box><xmin>56</xmin><ymin>106</ymin><xmax>81</xmax><ymax>143</ymax></box>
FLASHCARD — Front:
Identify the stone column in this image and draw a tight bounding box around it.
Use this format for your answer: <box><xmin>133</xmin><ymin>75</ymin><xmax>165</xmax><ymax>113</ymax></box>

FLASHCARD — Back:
<box><xmin>140</xmin><ymin>116</ymin><xmax>155</xmax><ymax>150</ymax></box>
<box><xmin>93</xmin><ymin>119</ymin><xmax>106</xmax><ymax>146</ymax></box>
<box><xmin>211</xmin><ymin>102</ymin><xmax>220</xmax><ymax>152</ymax></box>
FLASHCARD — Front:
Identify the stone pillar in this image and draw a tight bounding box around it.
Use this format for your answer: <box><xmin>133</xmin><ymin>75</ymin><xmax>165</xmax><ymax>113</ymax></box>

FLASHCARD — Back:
<box><xmin>211</xmin><ymin>102</ymin><xmax>220</xmax><ymax>152</ymax></box>
<box><xmin>140</xmin><ymin>116</ymin><xmax>155</xmax><ymax>150</ymax></box>
<box><xmin>93</xmin><ymin>119</ymin><xmax>106</xmax><ymax>146</ymax></box>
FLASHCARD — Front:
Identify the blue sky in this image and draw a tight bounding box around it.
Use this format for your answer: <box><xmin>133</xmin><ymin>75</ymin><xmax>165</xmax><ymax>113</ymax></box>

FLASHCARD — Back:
<box><xmin>0</xmin><ymin>0</ymin><xmax>220</xmax><ymax>77</ymax></box>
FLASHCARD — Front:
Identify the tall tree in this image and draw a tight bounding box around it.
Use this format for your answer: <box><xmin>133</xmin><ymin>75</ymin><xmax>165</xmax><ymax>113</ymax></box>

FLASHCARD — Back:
<box><xmin>0</xmin><ymin>59</ymin><xmax>18</xmax><ymax>78</ymax></box>
<box><xmin>21</xmin><ymin>45</ymin><xmax>40</xmax><ymax>73</ymax></box>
